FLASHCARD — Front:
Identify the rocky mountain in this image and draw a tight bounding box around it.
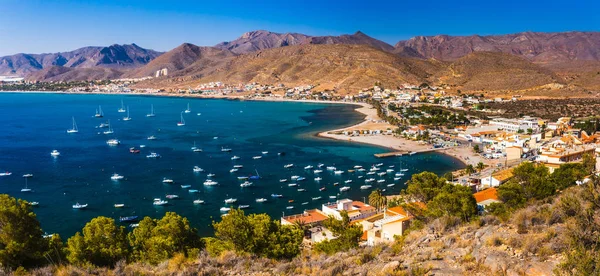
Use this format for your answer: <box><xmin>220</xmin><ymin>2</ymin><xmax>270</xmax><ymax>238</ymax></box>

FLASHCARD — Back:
<box><xmin>394</xmin><ymin>31</ymin><xmax>600</xmax><ymax>63</ymax></box>
<box><xmin>124</xmin><ymin>43</ymin><xmax>234</xmax><ymax>78</ymax></box>
<box><xmin>0</xmin><ymin>44</ymin><xmax>162</xmax><ymax>76</ymax></box>
<box><xmin>27</xmin><ymin>66</ymin><xmax>124</xmax><ymax>82</ymax></box>
<box><xmin>135</xmin><ymin>44</ymin><xmax>437</xmax><ymax>93</ymax></box>
<box><xmin>214</xmin><ymin>30</ymin><xmax>394</xmax><ymax>54</ymax></box>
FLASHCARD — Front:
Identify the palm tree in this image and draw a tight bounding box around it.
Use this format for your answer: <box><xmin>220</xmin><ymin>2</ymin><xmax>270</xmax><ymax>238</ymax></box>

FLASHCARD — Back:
<box><xmin>369</xmin><ymin>189</ymin><xmax>387</xmax><ymax>212</ymax></box>
<box><xmin>476</xmin><ymin>162</ymin><xmax>485</xmax><ymax>172</ymax></box>
<box><xmin>465</xmin><ymin>164</ymin><xmax>475</xmax><ymax>175</ymax></box>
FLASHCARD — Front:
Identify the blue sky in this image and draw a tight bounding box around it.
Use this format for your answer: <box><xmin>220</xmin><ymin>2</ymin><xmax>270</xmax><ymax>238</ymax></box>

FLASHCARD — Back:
<box><xmin>0</xmin><ymin>0</ymin><xmax>598</xmax><ymax>56</ymax></box>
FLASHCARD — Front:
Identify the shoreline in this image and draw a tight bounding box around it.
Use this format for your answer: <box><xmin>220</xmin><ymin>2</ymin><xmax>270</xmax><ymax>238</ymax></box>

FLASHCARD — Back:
<box><xmin>2</xmin><ymin>90</ymin><xmax>473</xmax><ymax>167</ymax></box>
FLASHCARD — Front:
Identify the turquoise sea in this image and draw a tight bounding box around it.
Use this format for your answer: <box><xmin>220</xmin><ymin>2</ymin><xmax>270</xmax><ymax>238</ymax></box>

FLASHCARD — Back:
<box><xmin>0</xmin><ymin>93</ymin><xmax>463</xmax><ymax>237</ymax></box>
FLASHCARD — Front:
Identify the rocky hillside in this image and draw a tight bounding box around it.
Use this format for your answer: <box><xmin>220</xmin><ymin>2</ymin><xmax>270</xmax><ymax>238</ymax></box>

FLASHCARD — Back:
<box><xmin>395</xmin><ymin>31</ymin><xmax>600</xmax><ymax>63</ymax></box>
<box><xmin>0</xmin><ymin>44</ymin><xmax>161</xmax><ymax>76</ymax></box>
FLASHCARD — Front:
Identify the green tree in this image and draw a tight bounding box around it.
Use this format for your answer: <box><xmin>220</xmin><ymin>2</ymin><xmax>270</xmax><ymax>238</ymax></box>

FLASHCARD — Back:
<box><xmin>476</xmin><ymin>162</ymin><xmax>485</xmax><ymax>172</ymax></box>
<box><xmin>511</xmin><ymin>162</ymin><xmax>554</xmax><ymax>200</ymax></box>
<box><xmin>0</xmin><ymin>195</ymin><xmax>49</xmax><ymax>269</ymax></box>
<box><xmin>427</xmin><ymin>185</ymin><xmax>478</xmax><ymax>221</ymax></box>
<box><xmin>550</xmin><ymin>163</ymin><xmax>587</xmax><ymax>190</ymax></box>
<box><xmin>314</xmin><ymin>211</ymin><xmax>363</xmax><ymax>254</ymax></box>
<box><xmin>473</xmin><ymin>144</ymin><xmax>480</xmax><ymax>153</ymax></box>
<box><xmin>212</xmin><ymin>209</ymin><xmax>303</xmax><ymax>259</ymax></box>
<box><xmin>497</xmin><ymin>181</ymin><xmax>527</xmax><ymax>208</ymax></box>
<box><xmin>128</xmin><ymin>212</ymin><xmax>200</xmax><ymax>265</ymax></box>
<box><xmin>66</xmin><ymin>216</ymin><xmax>129</xmax><ymax>267</ymax></box>
<box><xmin>582</xmin><ymin>152</ymin><xmax>596</xmax><ymax>174</ymax></box>
<box><xmin>405</xmin><ymin>172</ymin><xmax>448</xmax><ymax>202</ymax></box>
<box><xmin>442</xmin><ymin>172</ymin><xmax>454</xmax><ymax>182</ymax></box>
<box><xmin>368</xmin><ymin>189</ymin><xmax>387</xmax><ymax>212</ymax></box>
<box><xmin>465</xmin><ymin>165</ymin><xmax>475</xmax><ymax>175</ymax></box>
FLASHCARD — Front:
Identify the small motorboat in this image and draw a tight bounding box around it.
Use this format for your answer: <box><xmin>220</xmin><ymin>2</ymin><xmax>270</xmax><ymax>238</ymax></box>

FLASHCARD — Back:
<box><xmin>219</xmin><ymin>207</ymin><xmax>231</xmax><ymax>212</ymax></box>
<box><xmin>344</xmin><ymin>180</ymin><xmax>353</xmax><ymax>184</ymax></box>
<box><xmin>165</xmin><ymin>195</ymin><xmax>179</xmax><ymax>199</ymax></box>
<box><xmin>297</xmin><ymin>188</ymin><xmax>306</xmax><ymax>192</ymax></box>
<box><xmin>147</xmin><ymin>135</ymin><xmax>157</xmax><ymax>140</ymax></box>
<box><xmin>271</xmin><ymin>194</ymin><xmax>283</xmax><ymax>198</ymax></box>
<box><xmin>313</xmin><ymin>169</ymin><xmax>323</xmax><ymax>174</ymax></box>
<box><xmin>304</xmin><ymin>165</ymin><xmax>314</xmax><ymax>170</ymax></box>
<box><xmin>181</xmin><ymin>185</ymin><xmax>191</xmax><ymax>189</ymax></box>
<box><xmin>193</xmin><ymin>199</ymin><xmax>204</xmax><ymax>204</ymax></box>
<box><xmin>319</xmin><ymin>187</ymin><xmax>326</xmax><ymax>191</ymax></box>
<box><xmin>120</xmin><ymin>216</ymin><xmax>138</xmax><ymax>223</ymax></box>
<box><xmin>106</xmin><ymin>139</ymin><xmax>120</xmax><ymax>146</ymax></box>
<box><xmin>256</xmin><ymin>198</ymin><xmax>267</xmax><ymax>203</ymax></box>
<box><xmin>312</xmin><ymin>196</ymin><xmax>322</xmax><ymax>201</ymax></box>
<box><xmin>279</xmin><ymin>179</ymin><xmax>288</xmax><ymax>183</ymax></box>
<box><xmin>114</xmin><ymin>204</ymin><xmax>125</xmax><ymax>208</ymax></box>
<box><xmin>162</xmin><ymin>178</ymin><xmax>174</xmax><ymax>184</ymax></box>
<box><xmin>111</xmin><ymin>174</ymin><xmax>124</xmax><ymax>180</ymax></box>
<box><xmin>28</xmin><ymin>202</ymin><xmax>39</xmax><ymax>206</ymax></box>
<box><xmin>188</xmin><ymin>189</ymin><xmax>199</xmax><ymax>193</ymax></box>
<box><xmin>252</xmin><ymin>156</ymin><xmax>262</xmax><ymax>160</ymax></box>
<box><xmin>193</xmin><ymin>166</ymin><xmax>203</xmax><ymax>172</ymax></box>
<box><xmin>340</xmin><ymin>186</ymin><xmax>350</xmax><ymax>192</ymax></box>
<box><xmin>153</xmin><ymin>200</ymin><xmax>168</xmax><ymax>206</ymax></box>
<box><xmin>240</xmin><ymin>181</ymin><xmax>253</xmax><ymax>188</ymax></box>
<box><xmin>231</xmin><ymin>156</ymin><xmax>241</xmax><ymax>160</ymax></box>
<box><xmin>50</xmin><ymin>150</ymin><xmax>60</xmax><ymax>156</ymax></box>
<box><xmin>204</xmin><ymin>180</ymin><xmax>218</xmax><ymax>186</ymax></box>
<box><xmin>0</xmin><ymin>171</ymin><xmax>12</xmax><ymax>176</ymax></box>
<box><xmin>286</xmin><ymin>206</ymin><xmax>294</xmax><ymax>210</ymax></box>
<box><xmin>360</xmin><ymin>185</ymin><xmax>373</xmax><ymax>190</ymax></box>
<box><xmin>239</xmin><ymin>205</ymin><xmax>250</xmax><ymax>209</ymax></box>
<box><xmin>146</xmin><ymin>152</ymin><xmax>161</xmax><ymax>158</ymax></box>
<box><xmin>314</xmin><ymin>177</ymin><xmax>322</xmax><ymax>181</ymax></box>
<box><xmin>22</xmin><ymin>174</ymin><xmax>33</xmax><ymax>178</ymax></box>
<box><xmin>284</xmin><ymin>164</ymin><xmax>294</xmax><ymax>168</ymax></box>
<box><xmin>129</xmin><ymin>147</ymin><xmax>140</xmax><ymax>154</ymax></box>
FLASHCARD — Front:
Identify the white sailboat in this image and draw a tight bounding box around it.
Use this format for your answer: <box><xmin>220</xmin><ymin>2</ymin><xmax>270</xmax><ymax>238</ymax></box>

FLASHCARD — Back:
<box><xmin>118</xmin><ymin>99</ymin><xmax>126</xmax><ymax>113</ymax></box>
<box><xmin>103</xmin><ymin>120</ymin><xmax>114</xmax><ymax>134</ymax></box>
<box><xmin>184</xmin><ymin>103</ymin><xmax>191</xmax><ymax>113</ymax></box>
<box><xmin>21</xmin><ymin>178</ymin><xmax>32</xmax><ymax>192</ymax></box>
<box><xmin>146</xmin><ymin>104</ymin><xmax>155</xmax><ymax>117</ymax></box>
<box><xmin>94</xmin><ymin>106</ymin><xmax>104</xmax><ymax>118</ymax></box>
<box><xmin>123</xmin><ymin>106</ymin><xmax>132</xmax><ymax>121</ymax></box>
<box><xmin>67</xmin><ymin>117</ymin><xmax>78</xmax><ymax>133</ymax></box>
<box><xmin>177</xmin><ymin>112</ymin><xmax>185</xmax><ymax>126</ymax></box>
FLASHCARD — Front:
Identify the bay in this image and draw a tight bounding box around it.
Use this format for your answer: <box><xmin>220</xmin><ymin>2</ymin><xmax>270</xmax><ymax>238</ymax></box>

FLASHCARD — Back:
<box><xmin>0</xmin><ymin>92</ymin><xmax>463</xmax><ymax>237</ymax></box>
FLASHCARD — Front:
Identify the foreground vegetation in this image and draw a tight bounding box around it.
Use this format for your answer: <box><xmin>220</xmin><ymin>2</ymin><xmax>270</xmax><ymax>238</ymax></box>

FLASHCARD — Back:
<box><xmin>1</xmin><ymin>158</ymin><xmax>599</xmax><ymax>274</ymax></box>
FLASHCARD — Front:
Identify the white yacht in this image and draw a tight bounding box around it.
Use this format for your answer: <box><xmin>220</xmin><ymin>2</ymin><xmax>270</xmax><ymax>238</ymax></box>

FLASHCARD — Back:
<box><xmin>193</xmin><ymin>166</ymin><xmax>203</xmax><ymax>172</ymax></box>
<box><xmin>284</xmin><ymin>164</ymin><xmax>294</xmax><ymax>168</ymax></box>
<box><xmin>114</xmin><ymin>204</ymin><xmax>125</xmax><ymax>208</ymax></box>
<box><xmin>360</xmin><ymin>185</ymin><xmax>373</xmax><ymax>190</ymax></box>
<box><xmin>21</xmin><ymin>178</ymin><xmax>32</xmax><ymax>192</ymax></box>
<box><xmin>147</xmin><ymin>135</ymin><xmax>157</xmax><ymax>140</ymax></box>
<box><xmin>313</xmin><ymin>169</ymin><xmax>323</xmax><ymax>174</ymax></box>
<box><xmin>326</xmin><ymin>166</ymin><xmax>336</xmax><ymax>171</ymax></box>
<box><xmin>22</xmin><ymin>174</ymin><xmax>33</xmax><ymax>178</ymax></box>
<box><xmin>221</xmin><ymin>147</ymin><xmax>232</xmax><ymax>152</ymax></box>
<box><xmin>111</xmin><ymin>173</ymin><xmax>124</xmax><ymax>180</ymax></box>
<box><xmin>50</xmin><ymin>150</ymin><xmax>60</xmax><ymax>156</ymax></box>
<box><xmin>240</xmin><ymin>181</ymin><xmax>253</xmax><ymax>188</ymax></box>
<box><xmin>67</xmin><ymin>117</ymin><xmax>79</xmax><ymax>133</ymax></box>
<box><xmin>193</xmin><ymin>199</ymin><xmax>204</xmax><ymax>204</ymax></box>
<box><xmin>28</xmin><ymin>202</ymin><xmax>39</xmax><ymax>206</ymax></box>
<box><xmin>256</xmin><ymin>198</ymin><xmax>267</xmax><ymax>203</ymax></box>
<box><xmin>314</xmin><ymin>177</ymin><xmax>322</xmax><ymax>181</ymax></box>
<box><xmin>252</xmin><ymin>156</ymin><xmax>262</xmax><ymax>160</ymax></box>
<box><xmin>262</xmin><ymin>151</ymin><xmax>268</xmax><ymax>154</ymax></box>
<box><xmin>239</xmin><ymin>205</ymin><xmax>250</xmax><ymax>209</ymax></box>
<box><xmin>219</xmin><ymin>207</ymin><xmax>231</xmax><ymax>212</ymax></box>
<box><xmin>344</xmin><ymin>180</ymin><xmax>353</xmax><ymax>184</ymax></box>
<box><xmin>203</xmin><ymin>180</ymin><xmax>218</xmax><ymax>186</ymax></box>
<box><xmin>230</xmin><ymin>168</ymin><xmax>238</xmax><ymax>173</ymax></box>
<box><xmin>231</xmin><ymin>155</ymin><xmax>241</xmax><ymax>160</ymax></box>
<box><xmin>146</xmin><ymin>152</ymin><xmax>161</xmax><ymax>158</ymax></box>
<box><xmin>334</xmin><ymin>170</ymin><xmax>344</xmax><ymax>174</ymax></box>
<box><xmin>207</xmin><ymin>173</ymin><xmax>216</xmax><ymax>177</ymax></box>
<box><xmin>162</xmin><ymin>178</ymin><xmax>174</xmax><ymax>184</ymax></box>
<box><xmin>153</xmin><ymin>199</ymin><xmax>168</xmax><ymax>206</ymax></box>
<box><xmin>340</xmin><ymin>186</ymin><xmax>351</xmax><ymax>192</ymax></box>
<box><xmin>106</xmin><ymin>139</ymin><xmax>120</xmax><ymax>146</ymax></box>
<box><xmin>224</xmin><ymin>198</ymin><xmax>237</xmax><ymax>204</ymax></box>
<box><xmin>279</xmin><ymin>179</ymin><xmax>288</xmax><ymax>183</ymax></box>
<box><xmin>304</xmin><ymin>165</ymin><xmax>314</xmax><ymax>170</ymax></box>
<box><xmin>72</xmin><ymin>203</ymin><xmax>88</xmax><ymax>209</ymax></box>
<box><xmin>184</xmin><ymin>103</ymin><xmax>191</xmax><ymax>113</ymax></box>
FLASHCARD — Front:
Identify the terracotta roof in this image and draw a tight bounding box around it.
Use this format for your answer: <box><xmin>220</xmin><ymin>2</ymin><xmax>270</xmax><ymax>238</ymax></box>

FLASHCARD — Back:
<box><xmin>361</xmin><ymin>231</ymin><xmax>368</xmax><ymax>241</ymax></box>
<box><xmin>491</xmin><ymin>168</ymin><xmax>514</xmax><ymax>182</ymax></box>
<box><xmin>473</xmin><ymin>188</ymin><xmax>499</xmax><ymax>204</ymax></box>
<box><xmin>282</xmin><ymin>209</ymin><xmax>328</xmax><ymax>224</ymax></box>
<box><xmin>387</xmin><ymin>206</ymin><xmax>408</xmax><ymax>217</ymax></box>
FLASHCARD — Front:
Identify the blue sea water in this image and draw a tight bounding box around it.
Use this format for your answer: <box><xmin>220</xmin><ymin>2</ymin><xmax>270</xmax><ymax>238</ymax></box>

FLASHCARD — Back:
<box><xmin>0</xmin><ymin>92</ymin><xmax>463</xmax><ymax>237</ymax></box>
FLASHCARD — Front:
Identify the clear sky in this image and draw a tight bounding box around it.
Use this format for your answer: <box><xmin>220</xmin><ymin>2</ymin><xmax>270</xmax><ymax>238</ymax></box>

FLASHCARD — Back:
<box><xmin>1</xmin><ymin>0</ymin><xmax>598</xmax><ymax>56</ymax></box>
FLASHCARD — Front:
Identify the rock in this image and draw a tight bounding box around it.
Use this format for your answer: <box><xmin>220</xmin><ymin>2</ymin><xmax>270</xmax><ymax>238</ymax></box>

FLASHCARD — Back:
<box><xmin>382</xmin><ymin>261</ymin><xmax>400</xmax><ymax>272</ymax></box>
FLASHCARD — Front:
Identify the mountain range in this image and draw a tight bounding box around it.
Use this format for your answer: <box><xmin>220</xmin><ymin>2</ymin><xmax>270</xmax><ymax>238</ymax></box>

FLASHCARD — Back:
<box><xmin>4</xmin><ymin>30</ymin><xmax>600</xmax><ymax>95</ymax></box>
